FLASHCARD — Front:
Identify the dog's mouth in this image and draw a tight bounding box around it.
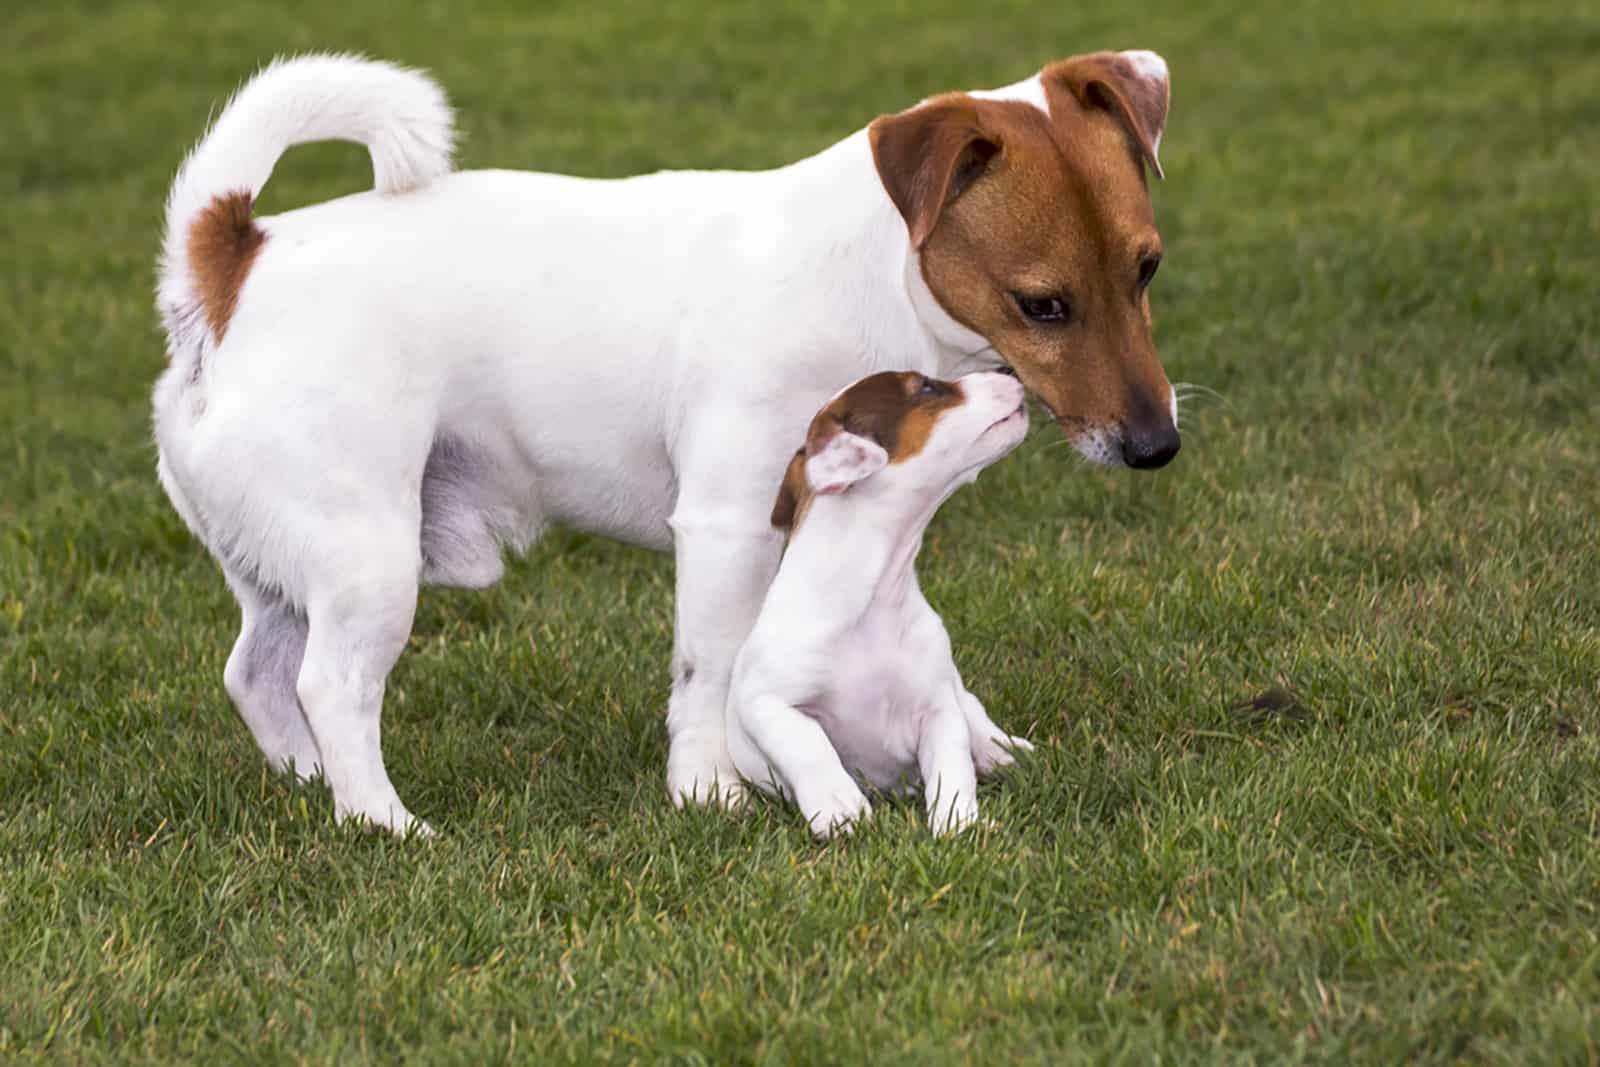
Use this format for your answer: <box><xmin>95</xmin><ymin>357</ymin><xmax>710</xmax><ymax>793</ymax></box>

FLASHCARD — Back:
<box><xmin>984</xmin><ymin>401</ymin><xmax>1028</xmax><ymax>433</ymax></box>
<box><xmin>993</xmin><ymin>361</ymin><xmax>1054</xmax><ymax>417</ymax></box>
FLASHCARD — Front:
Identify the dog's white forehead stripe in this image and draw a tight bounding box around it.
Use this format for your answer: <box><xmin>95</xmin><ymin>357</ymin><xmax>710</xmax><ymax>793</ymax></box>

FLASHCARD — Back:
<box><xmin>969</xmin><ymin>74</ymin><xmax>1049</xmax><ymax>115</ymax></box>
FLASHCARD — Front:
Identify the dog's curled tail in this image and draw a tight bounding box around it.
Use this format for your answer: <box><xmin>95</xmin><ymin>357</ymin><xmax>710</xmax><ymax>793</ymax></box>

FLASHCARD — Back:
<box><xmin>157</xmin><ymin>54</ymin><xmax>455</xmax><ymax>353</ymax></box>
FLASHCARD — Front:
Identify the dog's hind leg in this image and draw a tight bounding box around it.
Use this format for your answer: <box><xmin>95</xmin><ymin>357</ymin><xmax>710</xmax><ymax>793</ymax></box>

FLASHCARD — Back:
<box><xmin>956</xmin><ymin>685</ymin><xmax>1034</xmax><ymax>777</ymax></box>
<box><xmin>222</xmin><ymin>571</ymin><xmax>322</xmax><ymax>780</ymax></box>
<box><xmin>294</xmin><ymin>525</ymin><xmax>426</xmax><ymax>836</ymax></box>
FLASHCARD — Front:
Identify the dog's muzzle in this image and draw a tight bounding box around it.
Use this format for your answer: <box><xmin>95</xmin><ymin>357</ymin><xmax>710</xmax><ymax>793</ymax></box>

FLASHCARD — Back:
<box><xmin>1120</xmin><ymin>421</ymin><xmax>1181</xmax><ymax>469</ymax></box>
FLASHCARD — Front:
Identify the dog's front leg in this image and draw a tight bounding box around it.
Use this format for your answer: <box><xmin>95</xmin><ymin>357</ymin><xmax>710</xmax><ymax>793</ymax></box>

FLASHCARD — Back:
<box><xmin>665</xmin><ymin>510</ymin><xmax>784</xmax><ymax>808</ymax></box>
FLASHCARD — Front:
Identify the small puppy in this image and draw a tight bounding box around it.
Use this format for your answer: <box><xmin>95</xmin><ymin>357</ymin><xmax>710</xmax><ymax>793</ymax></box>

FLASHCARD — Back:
<box><xmin>727</xmin><ymin>370</ymin><xmax>1034</xmax><ymax>837</ymax></box>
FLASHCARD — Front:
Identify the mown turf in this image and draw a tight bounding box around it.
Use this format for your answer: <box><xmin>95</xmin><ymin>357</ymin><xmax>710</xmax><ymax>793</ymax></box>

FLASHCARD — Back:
<box><xmin>3</xmin><ymin>0</ymin><xmax>1598</xmax><ymax>1062</ymax></box>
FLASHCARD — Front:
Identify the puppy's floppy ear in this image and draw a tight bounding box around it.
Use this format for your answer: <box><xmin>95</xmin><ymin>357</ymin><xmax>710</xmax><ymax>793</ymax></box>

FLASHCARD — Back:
<box><xmin>770</xmin><ymin>449</ymin><xmax>809</xmax><ymax>529</ymax></box>
<box><xmin>1048</xmin><ymin>50</ymin><xmax>1170</xmax><ymax>179</ymax></box>
<box><xmin>805</xmin><ymin>425</ymin><xmax>889</xmax><ymax>496</ymax></box>
<box><xmin>869</xmin><ymin>98</ymin><xmax>1002</xmax><ymax>249</ymax></box>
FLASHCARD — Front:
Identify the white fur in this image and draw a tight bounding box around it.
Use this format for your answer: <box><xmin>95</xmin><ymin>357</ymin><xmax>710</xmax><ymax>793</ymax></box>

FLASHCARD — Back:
<box><xmin>158</xmin><ymin>54</ymin><xmax>454</xmax><ymax>361</ymax></box>
<box><xmin>1118</xmin><ymin>49</ymin><xmax>1169</xmax><ymax>163</ymax></box>
<box><xmin>806</xmin><ymin>433</ymin><xmax>889</xmax><ymax>495</ymax></box>
<box><xmin>150</xmin><ymin>52</ymin><xmax>1164</xmax><ymax>833</ymax></box>
<box><xmin>1120</xmin><ymin>49</ymin><xmax>1169</xmax><ymax>87</ymax></box>
<box><xmin>727</xmin><ymin>372</ymin><xmax>1032</xmax><ymax>837</ymax></box>
<box><xmin>969</xmin><ymin>74</ymin><xmax>1050</xmax><ymax>114</ymax></box>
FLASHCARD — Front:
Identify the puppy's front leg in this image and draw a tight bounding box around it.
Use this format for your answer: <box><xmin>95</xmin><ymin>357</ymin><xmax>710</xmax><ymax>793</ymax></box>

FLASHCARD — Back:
<box><xmin>920</xmin><ymin>687</ymin><xmax>982</xmax><ymax>836</ymax></box>
<box><xmin>736</xmin><ymin>694</ymin><xmax>872</xmax><ymax>838</ymax></box>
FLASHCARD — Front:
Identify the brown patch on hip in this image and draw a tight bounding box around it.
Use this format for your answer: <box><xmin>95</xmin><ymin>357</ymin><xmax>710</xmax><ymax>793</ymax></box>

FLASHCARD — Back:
<box><xmin>187</xmin><ymin>191</ymin><xmax>265</xmax><ymax>343</ymax></box>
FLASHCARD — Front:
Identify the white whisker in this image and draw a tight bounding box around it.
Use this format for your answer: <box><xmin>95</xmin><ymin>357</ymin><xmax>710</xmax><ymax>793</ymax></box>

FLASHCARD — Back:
<box><xmin>1172</xmin><ymin>381</ymin><xmax>1229</xmax><ymax>406</ymax></box>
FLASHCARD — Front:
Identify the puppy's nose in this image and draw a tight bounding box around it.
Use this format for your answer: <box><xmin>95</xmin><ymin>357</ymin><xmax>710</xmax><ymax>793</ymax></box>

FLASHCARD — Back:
<box><xmin>1121</xmin><ymin>423</ymin><xmax>1180</xmax><ymax>469</ymax></box>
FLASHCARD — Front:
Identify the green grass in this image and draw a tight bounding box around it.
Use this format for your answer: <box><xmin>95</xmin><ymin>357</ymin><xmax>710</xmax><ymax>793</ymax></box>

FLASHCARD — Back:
<box><xmin>3</xmin><ymin>0</ymin><xmax>1599</xmax><ymax>1061</ymax></box>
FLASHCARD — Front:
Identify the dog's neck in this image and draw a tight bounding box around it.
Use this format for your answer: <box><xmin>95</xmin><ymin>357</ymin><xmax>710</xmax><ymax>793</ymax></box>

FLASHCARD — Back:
<box><xmin>767</xmin><ymin>480</ymin><xmax>966</xmax><ymax>634</ymax></box>
<box><xmin>770</xmin><ymin>131</ymin><xmax>996</xmax><ymax>379</ymax></box>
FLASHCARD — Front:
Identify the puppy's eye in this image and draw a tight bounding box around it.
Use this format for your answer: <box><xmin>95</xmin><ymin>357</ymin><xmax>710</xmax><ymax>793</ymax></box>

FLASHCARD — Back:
<box><xmin>1014</xmin><ymin>293</ymin><xmax>1069</xmax><ymax>323</ymax></box>
<box><xmin>1138</xmin><ymin>254</ymin><xmax>1162</xmax><ymax>291</ymax></box>
<box><xmin>918</xmin><ymin>376</ymin><xmax>941</xmax><ymax>395</ymax></box>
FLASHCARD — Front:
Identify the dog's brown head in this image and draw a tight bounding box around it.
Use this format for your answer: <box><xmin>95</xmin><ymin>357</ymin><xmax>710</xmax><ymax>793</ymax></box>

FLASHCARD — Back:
<box><xmin>869</xmin><ymin>50</ymin><xmax>1179</xmax><ymax>469</ymax></box>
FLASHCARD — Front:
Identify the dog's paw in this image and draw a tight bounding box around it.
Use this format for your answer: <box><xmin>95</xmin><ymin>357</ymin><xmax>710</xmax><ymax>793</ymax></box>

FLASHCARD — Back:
<box><xmin>338</xmin><ymin>801</ymin><xmax>433</xmax><ymax>839</ymax></box>
<box><xmin>667</xmin><ymin>747</ymin><xmax>747</xmax><ymax>810</ymax></box>
<box><xmin>667</xmin><ymin>729</ymin><xmax>746</xmax><ymax>809</ymax></box>
<box><xmin>676</xmin><ymin>776</ymin><xmax>749</xmax><ymax>810</ymax></box>
<box><xmin>928</xmin><ymin>796</ymin><xmax>983</xmax><ymax>837</ymax></box>
<box><xmin>804</xmin><ymin>788</ymin><xmax>873</xmax><ymax>839</ymax></box>
<box><xmin>973</xmin><ymin>733</ymin><xmax>1034</xmax><ymax>777</ymax></box>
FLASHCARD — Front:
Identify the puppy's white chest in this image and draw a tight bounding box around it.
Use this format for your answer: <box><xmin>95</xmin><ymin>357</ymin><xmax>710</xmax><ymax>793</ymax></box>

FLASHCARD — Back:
<box><xmin>805</xmin><ymin>610</ymin><xmax>947</xmax><ymax>789</ymax></box>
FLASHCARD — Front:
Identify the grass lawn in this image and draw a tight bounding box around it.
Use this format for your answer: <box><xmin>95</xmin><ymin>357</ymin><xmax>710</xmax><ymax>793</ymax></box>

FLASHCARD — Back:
<box><xmin>3</xmin><ymin>0</ymin><xmax>1598</xmax><ymax>1061</ymax></box>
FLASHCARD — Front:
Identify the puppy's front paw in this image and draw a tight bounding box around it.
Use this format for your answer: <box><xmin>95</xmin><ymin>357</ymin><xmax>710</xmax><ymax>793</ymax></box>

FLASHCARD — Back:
<box><xmin>973</xmin><ymin>733</ymin><xmax>1034</xmax><ymax>777</ymax></box>
<box><xmin>804</xmin><ymin>787</ymin><xmax>872</xmax><ymax>839</ymax></box>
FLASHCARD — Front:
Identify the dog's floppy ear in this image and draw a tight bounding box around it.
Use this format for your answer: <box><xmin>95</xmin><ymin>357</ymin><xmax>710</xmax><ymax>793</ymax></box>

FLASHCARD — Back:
<box><xmin>1048</xmin><ymin>50</ymin><xmax>1170</xmax><ymax>179</ymax></box>
<box><xmin>770</xmin><ymin>449</ymin><xmax>809</xmax><ymax>529</ymax></box>
<box><xmin>869</xmin><ymin>98</ymin><xmax>1002</xmax><ymax>249</ymax></box>
<box><xmin>804</xmin><ymin>420</ymin><xmax>889</xmax><ymax>496</ymax></box>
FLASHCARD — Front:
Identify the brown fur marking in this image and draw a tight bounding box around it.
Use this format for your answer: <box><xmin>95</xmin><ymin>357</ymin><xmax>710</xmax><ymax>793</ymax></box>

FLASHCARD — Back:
<box><xmin>869</xmin><ymin>102</ymin><xmax>999</xmax><ymax>250</ymax></box>
<box><xmin>1049</xmin><ymin>52</ymin><xmax>1168</xmax><ymax>178</ymax></box>
<box><xmin>187</xmin><ymin>191</ymin><xmax>265</xmax><ymax>343</ymax></box>
<box><xmin>771</xmin><ymin>372</ymin><xmax>966</xmax><ymax>533</ymax></box>
<box><xmin>770</xmin><ymin>449</ymin><xmax>811</xmax><ymax>530</ymax></box>
<box><xmin>867</xmin><ymin>51</ymin><xmax>1176</xmax><ymax>452</ymax></box>
<box><xmin>813</xmin><ymin>372</ymin><xmax>965</xmax><ymax>465</ymax></box>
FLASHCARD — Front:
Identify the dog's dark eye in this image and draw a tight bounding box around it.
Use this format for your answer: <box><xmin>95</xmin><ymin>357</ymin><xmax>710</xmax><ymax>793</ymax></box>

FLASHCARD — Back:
<box><xmin>1014</xmin><ymin>293</ymin><xmax>1069</xmax><ymax>323</ymax></box>
<box><xmin>918</xmin><ymin>376</ymin><xmax>941</xmax><ymax>395</ymax></box>
<box><xmin>1138</xmin><ymin>254</ymin><xmax>1162</xmax><ymax>291</ymax></box>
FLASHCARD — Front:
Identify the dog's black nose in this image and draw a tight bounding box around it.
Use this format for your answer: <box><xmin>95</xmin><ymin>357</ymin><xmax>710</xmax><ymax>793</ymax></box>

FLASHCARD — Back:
<box><xmin>1121</xmin><ymin>424</ymin><xmax>1181</xmax><ymax>469</ymax></box>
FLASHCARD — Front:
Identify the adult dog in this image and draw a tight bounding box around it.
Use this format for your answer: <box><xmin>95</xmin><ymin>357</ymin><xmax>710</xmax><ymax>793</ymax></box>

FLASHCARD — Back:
<box><xmin>153</xmin><ymin>51</ymin><xmax>1179</xmax><ymax>833</ymax></box>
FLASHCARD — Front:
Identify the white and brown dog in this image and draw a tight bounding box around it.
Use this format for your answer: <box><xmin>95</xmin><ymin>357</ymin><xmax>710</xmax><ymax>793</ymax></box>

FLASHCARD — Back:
<box><xmin>728</xmin><ymin>370</ymin><xmax>1033</xmax><ymax>838</ymax></box>
<box><xmin>152</xmin><ymin>51</ymin><xmax>1180</xmax><ymax>833</ymax></box>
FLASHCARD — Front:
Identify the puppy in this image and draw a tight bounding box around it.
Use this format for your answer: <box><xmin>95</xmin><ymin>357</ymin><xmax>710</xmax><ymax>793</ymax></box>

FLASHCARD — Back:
<box><xmin>727</xmin><ymin>370</ymin><xmax>1033</xmax><ymax>837</ymax></box>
